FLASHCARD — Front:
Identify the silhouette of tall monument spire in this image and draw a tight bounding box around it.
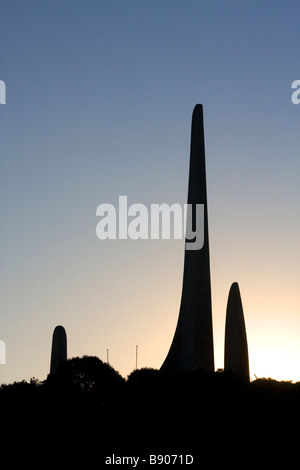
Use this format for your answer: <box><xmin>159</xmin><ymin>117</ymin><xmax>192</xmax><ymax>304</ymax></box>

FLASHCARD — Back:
<box><xmin>161</xmin><ymin>104</ymin><xmax>214</xmax><ymax>374</ymax></box>
<box><xmin>50</xmin><ymin>325</ymin><xmax>67</xmax><ymax>374</ymax></box>
<box><xmin>224</xmin><ymin>282</ymin><xmax>249</xmax><ymax>382</ymax></box>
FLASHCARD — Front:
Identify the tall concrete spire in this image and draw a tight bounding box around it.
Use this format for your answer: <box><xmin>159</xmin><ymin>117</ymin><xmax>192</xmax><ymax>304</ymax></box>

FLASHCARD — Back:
<box><xmin>161</xmin><ymin>104</ymin><xmax>214</xmax><ymax>374</ymax></box>
<box><xmin>50</xmin><ymin>325</ymin><xmax>67</xmax><ymax>374</ymax></box>
<box><xmin>224</xmin><ymin>282</ymin><xmax>249</xmax><ymax>382</ymax></box>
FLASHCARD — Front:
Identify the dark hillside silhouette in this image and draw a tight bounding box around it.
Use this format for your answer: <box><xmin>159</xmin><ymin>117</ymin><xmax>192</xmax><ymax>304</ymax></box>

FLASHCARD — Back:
<box><xmin>0</xmin><ymin>357</ymin><xmax>299</xmax><ymax>452</ymax></box>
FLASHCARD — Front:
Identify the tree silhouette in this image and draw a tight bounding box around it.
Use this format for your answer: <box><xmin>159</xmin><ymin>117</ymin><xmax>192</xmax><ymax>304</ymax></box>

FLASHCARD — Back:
<box><xmin>43</xmin><ymin>356</ymin><xmax>126</xmax><ymax>448</ymax></box>
<box><xmin>46</xmin><ymin>355</ymin><xmax>125</xmax><ymax>398</ymax></box>
<box><xmin>1</xmin><ymin>360</ymin><xmax>300</xmax><ymax>452</ymax></box>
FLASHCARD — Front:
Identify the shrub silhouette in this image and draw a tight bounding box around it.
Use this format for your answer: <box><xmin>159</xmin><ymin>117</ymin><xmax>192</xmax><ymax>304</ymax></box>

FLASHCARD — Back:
<box><xmin>127</xmin><ymin>367</ymin><xmax>168</xmax><ymax>397</ymax></box>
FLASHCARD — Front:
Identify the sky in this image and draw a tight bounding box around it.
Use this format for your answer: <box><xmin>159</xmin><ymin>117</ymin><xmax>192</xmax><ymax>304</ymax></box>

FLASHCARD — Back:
<box><xmin>0</xmin><ymin>0</ymin><xmax>299</xmax><ymax>384</ymax></box>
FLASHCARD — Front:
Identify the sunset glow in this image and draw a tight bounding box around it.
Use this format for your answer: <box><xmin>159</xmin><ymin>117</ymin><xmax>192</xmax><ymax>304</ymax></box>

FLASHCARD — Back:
<box><xmin>0</xmin><ymin>1</ymin><xmax>299</xmax><ymax>386</ymax></box>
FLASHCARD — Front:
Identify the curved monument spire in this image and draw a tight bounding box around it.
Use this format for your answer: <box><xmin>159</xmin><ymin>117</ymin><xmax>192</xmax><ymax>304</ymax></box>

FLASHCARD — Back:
<box><xmin>50</xmin><ymin>325</ymin><xmax>67</xmax><ymax>374</ymax></box>
<box><xmin>224</xmin><ymin>282</ymin><xmax>249</xmax><ymax>382</ymax></box>
<box><xmin>161</xmin><ymin>104</ymin><xmax>214</xmax><ymax>374</ymax></box>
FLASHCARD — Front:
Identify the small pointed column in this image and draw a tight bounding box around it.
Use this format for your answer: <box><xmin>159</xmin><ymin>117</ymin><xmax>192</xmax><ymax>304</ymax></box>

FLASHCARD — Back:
<box><xmin>50</xmin><ymin>325</ymin><xmax>67</xmax><ymax>374</ymax></box>
<box><xmin>224</xmin><ymin>283</ymin><xmax>249</xmax><ymax>382</ymax></box>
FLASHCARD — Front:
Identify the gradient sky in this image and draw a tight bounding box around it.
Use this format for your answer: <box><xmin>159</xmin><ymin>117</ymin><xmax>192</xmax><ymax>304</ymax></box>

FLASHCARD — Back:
<box><xmin>0</xmin><ymin>0</ymin><xmax>299</xmax><ymax>384</ymax></box>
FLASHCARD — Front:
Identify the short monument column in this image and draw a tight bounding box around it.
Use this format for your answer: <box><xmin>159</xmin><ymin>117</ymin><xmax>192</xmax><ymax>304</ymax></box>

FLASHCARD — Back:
<box><xmin>224</xmin><ymin>282</ymin><xmax>249</xmax><ymax>382</ymax></box>
<box><xmin>50</xmin><ymin>325</ymin><xmax>67</xmax><ymax>374</ymax></box>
